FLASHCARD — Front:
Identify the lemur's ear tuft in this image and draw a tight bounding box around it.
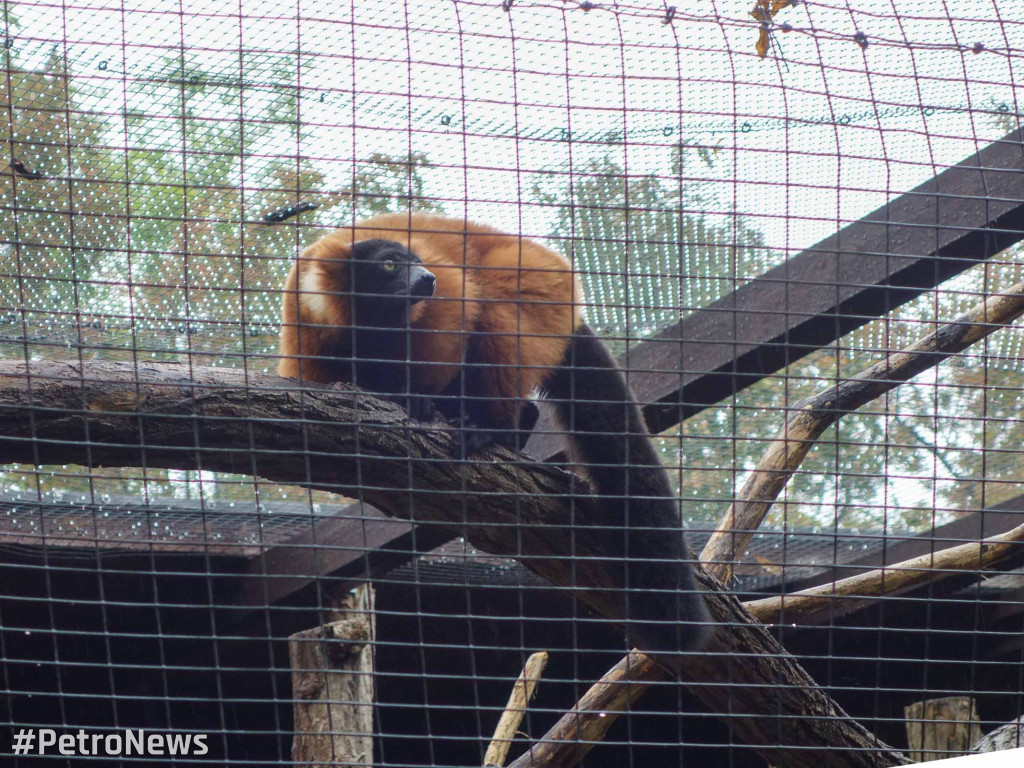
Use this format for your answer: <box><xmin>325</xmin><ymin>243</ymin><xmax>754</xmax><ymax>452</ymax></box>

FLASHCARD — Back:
<box><xmin>295</xmin><ymin>237</ymin><xmax>352</xmax><ymax>328</ymax></box>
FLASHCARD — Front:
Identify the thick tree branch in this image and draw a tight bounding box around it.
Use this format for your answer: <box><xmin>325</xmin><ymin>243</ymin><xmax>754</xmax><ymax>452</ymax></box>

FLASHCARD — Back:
<box><xmin>504</xmin><ymin>517</ymin><xmax>1024</xmax><ymax>768</ymax></box>
<box><xmin>0</xmin><ymin>359</ymin><xmax>907</xmax><ymax>766</ymax></box>
<box><xmin>509</xmin><ymin>512</ymin><xmax>1024</xmax><ymax>768</ymax></box>
<box><xmin>509</xmin><ymin>564</ymin><xmax>910</xmax><ymax>768</ymax></box>
<box><xmin>0</xmin><ymin>360</ymin><xmax>628</xmax><ymax>623</ymax></box>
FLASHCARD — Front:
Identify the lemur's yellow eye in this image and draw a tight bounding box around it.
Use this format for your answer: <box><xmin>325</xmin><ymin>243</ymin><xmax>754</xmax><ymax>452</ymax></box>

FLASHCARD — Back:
<box><xmin>381</xmin><ymin>259</ymin><xmax>397</xmax><ymax>272</ymax></box>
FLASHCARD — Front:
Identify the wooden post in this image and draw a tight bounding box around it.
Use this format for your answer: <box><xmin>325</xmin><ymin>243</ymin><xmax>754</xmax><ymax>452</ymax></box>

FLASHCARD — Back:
<box><xmin>290</xmin><ymin>584</ymin><xmax>375</xmax><ymax>767</ymax></box>
<box><xmin>904</xmin><ymin>696</ymin><xmax>983</xmax><ymax>762</ymax></box>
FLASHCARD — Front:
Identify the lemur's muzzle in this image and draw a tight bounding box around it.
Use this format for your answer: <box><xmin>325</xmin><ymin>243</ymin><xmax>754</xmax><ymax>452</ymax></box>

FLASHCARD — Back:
<box><xmin>409</xmin><ymin>265</ymin><xmax>436</xmax><ymax>302</ymax></box>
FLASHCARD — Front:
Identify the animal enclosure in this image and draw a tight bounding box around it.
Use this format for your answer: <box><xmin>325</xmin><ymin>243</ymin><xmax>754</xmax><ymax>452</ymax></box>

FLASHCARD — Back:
<box><xmin>2</xmin><ymin>0</ymin><xmax>1024</xmax><ymax>765</ymax></box>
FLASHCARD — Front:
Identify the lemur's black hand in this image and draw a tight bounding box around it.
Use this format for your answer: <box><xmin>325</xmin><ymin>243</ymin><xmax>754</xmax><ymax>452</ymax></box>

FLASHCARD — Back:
<box><xmin>457</xmin><ymin>400</ymin><xmax>540</xmax><ymax>456</ymax></box>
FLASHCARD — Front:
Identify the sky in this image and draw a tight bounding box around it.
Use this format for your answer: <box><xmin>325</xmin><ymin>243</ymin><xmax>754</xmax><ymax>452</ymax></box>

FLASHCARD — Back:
<box><xmin>8</xmin><ymin>0</ymin><xmax>1023</xmax><ymax>253</ymax></box>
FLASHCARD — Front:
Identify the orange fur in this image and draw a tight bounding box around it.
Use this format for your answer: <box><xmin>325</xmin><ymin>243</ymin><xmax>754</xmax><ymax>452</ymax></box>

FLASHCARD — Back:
<box><xmin>278</xmin><ymin>213</ymin><xmax>583</xmax><ymax>427</ymax></box>
<box><xmin>278</xmin><ymin>214</ymin><xmax>712</xmax><ymax>653</ymax></box>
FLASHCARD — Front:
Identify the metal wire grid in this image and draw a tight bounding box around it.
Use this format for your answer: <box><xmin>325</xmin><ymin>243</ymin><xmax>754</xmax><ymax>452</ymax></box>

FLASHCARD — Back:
<box><xmin>2</xmin><ymin>0</ymin><xmax>1024</xmax><ymax>765</ymax></box>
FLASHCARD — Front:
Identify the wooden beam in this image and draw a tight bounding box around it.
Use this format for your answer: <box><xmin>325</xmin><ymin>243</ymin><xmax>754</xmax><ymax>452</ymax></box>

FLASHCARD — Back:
<box><xmin>745</xmin><ymin>522</ymin><xmax>1024</xmax><ymax>625</ymax></box>
<box><xmin>642</xmin><ymin>127</ymin><xmax>1024</xmax><ymax>433</ymax></box>
<box><xmin>240</xmin><ymin>505</ymin><xmax>452</xmax><ymax>607</ymax></box>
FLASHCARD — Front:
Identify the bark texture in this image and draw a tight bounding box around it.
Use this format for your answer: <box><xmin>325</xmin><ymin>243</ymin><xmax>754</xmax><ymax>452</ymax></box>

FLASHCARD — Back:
<box><xmin>904</xmin><ymin>697</ymin><xmax>982</xmax><ymax>762</ymax></box>
<box><xmin>289</xmin><ymin>584</ymin><xmax>375</xmax><ymax>767</ymax></box>
<box><xmin>0</xmin><ymin>359</ymin><xmax>908</xmax><ymax>766</ymax></box>
<box><xmin>972</xmin><ymin>715</ymin><xmax>1024</xmax><ymax>753</ymax></box>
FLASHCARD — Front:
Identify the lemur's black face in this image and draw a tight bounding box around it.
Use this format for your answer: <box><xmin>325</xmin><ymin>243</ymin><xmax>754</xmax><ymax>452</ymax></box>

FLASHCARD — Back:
<box><xmin>348</xmin><ymin>239</ymin><xmax>436</xmax><ymax>307</ymax></box>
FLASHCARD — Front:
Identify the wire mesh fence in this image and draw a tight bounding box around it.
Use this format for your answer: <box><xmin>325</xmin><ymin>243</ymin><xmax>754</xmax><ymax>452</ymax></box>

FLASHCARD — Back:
<box><xmin>2</xmin><ymin>0</ymin><xmax>1024</xmax><ymax>765</ymax></box>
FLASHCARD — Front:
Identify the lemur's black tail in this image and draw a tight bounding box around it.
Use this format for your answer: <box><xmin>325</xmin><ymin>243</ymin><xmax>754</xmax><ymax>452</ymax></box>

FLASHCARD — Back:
<box><xmin>545</xmin><ymin>324</ymin><xmax>710</xmax><ymax>654</ymax></box>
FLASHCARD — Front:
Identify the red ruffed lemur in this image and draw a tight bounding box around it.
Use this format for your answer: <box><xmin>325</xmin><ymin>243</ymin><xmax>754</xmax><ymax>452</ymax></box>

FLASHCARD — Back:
<box><xmin>278</xmin><ymin>212</ymin><xmax>709</xmax><ymax>654</ymax></box>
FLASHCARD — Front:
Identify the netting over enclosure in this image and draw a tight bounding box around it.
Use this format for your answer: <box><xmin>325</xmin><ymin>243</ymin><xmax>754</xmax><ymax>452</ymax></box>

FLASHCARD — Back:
<box><xmin>3</xmin><ymin>0</ymin><xmax>1024</xmax><ymax>765</ymax></box>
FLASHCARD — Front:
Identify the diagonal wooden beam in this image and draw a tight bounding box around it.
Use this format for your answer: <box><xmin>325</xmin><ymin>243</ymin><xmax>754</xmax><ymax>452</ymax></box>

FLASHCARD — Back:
<box><xmin>241</xmin><ymin>127</ymin><xmax>1024</xmax><ymax>608</ymax></box>
<box><xmin>639</xmin><ymin>127</ymin><xmax>1024</xmax><ymax>433</ymax></box>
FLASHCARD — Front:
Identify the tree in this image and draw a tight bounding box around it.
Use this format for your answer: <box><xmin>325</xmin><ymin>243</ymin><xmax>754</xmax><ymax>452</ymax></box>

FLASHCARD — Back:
<box><xmin>1</xmin><ymin>42</ymin><xmax>115</xmax><ymax>317</ymax></box>
<box><xmin>533</xmin><ymin>148</ymin><xmax>771</xmax><ymax>340</ymax></box>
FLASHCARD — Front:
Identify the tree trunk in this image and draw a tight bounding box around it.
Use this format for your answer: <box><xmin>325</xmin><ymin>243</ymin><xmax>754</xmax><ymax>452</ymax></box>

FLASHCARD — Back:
<box><xmin>290</xmin><ymin>584</ymin><xmax>375</xmax><ymax>767</ymax></box>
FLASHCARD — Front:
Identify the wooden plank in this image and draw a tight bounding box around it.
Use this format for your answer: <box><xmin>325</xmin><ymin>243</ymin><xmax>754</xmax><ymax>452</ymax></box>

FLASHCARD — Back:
<box><xmin>240</xmin><ymin>506</ymin><xmax>452</xmax><ymax>607</ymax></box>
<box><xmin>242</xmin><ymin>128</ymin><xmax>1024</xmax><ymax>608</ymax></box>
